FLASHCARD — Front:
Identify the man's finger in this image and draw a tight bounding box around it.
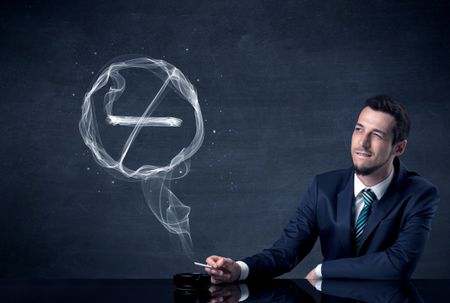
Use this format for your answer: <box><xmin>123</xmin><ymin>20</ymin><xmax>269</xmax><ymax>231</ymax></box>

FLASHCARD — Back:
<box><xmin>220</xmin><ymin>258</ymin><xmax>236</xmax><ymax>271</ymax></box>
<box><xmin>206</xmin><ymin>255</ymin><xmax>223</xmax><ymax>268</ymax></box>
<box><xmin>207</xmin><ymin>269</ymin><xmax>225</xmax><ymax>279</ymax></box>
<box><xmin>215</xmin><ymin>257</ymin><xmax>225</xmax><ymax>268</ymax></box>
<box><xmin>216</xmin><ymin>257</ymin><xmax>233</xmax><ymax>269</ymax></box>
<box><xmin>207</xmin><ymin>268</ymin><xmax>224</xmax><ymax>276</ymax></box>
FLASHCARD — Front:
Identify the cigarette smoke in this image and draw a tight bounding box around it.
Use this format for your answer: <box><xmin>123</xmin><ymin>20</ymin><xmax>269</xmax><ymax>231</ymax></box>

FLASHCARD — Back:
<box><xmin>79</xmin><ymin>57</ymin><xmax>204</xmax><ymax>258</ymax></box>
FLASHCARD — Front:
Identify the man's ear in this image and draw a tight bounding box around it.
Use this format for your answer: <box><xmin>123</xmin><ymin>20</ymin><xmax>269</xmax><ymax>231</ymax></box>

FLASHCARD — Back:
<box><xmin>394</xmin><ymin>139</ymin><xmax>407</xmax><ymax>156</ymax></box>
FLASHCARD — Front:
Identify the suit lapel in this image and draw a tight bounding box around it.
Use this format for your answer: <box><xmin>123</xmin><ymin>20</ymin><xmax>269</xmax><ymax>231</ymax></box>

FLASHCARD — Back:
<box><xmin>336</xmin><ymin>171</ymin><xmax>354</xmax><ymax>257</ymax></box>
<box><xmin>357</xmin><ymin>158</ymin><xmax>405</xmax><ymax>253</ymax></box>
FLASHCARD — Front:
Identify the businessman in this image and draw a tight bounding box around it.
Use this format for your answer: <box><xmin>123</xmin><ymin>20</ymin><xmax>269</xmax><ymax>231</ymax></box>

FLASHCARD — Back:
<box><xmin>205</xmin><ymin>95</ymin><xmax>440</xmax><ymax>283</ymax></box>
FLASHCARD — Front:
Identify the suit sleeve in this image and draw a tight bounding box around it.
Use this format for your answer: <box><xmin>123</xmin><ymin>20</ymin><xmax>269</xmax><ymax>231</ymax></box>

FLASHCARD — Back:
<box><xmin>242</xmin><ymin>178</ymin><xmax>319</xmax><ymax>279</ymax></box>
<box><xmin>322</xmin><ymin>185</ymin><xmax>440</xmax><ymax>279</ymax></box>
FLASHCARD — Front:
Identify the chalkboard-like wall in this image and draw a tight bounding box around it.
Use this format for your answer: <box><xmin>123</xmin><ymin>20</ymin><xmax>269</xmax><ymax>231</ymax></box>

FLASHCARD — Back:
<box><xmin>1</xmin><ymin>0</ymin><xmax>449</xmax><ymax>278</ymax></box>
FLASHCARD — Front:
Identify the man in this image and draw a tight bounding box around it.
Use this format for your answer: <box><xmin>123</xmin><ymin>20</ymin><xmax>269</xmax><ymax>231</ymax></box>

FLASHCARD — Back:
<box><xmin>205</xmin><ymin>95</ymin><xmax>439</xmax><ymax>283</ymax></box>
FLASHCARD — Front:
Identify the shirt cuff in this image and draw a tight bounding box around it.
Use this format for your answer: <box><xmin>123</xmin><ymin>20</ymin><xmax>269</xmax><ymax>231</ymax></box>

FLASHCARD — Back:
<box><xmin>236</xmin><ymin>261</ymin><xmax>249</xmax><ymax>280</ymax></box>
<box><xmin>312</xmin><ymin>264</ymin><xmax>323</xmax><ymax>291</ymax></box>
<box><xmin>314</xmin><ymin>263</ymin><xmax>322</xmax><ymax>279</ymax></box>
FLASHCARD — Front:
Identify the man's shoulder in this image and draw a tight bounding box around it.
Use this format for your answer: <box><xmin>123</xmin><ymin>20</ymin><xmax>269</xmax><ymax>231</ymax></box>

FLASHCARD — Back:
<box><xmin>394</xmin><ymin>162</ymin><xmax>440</xmax><ymax>210</ymax></box>
<box><xmin>399</xmin><ymin>166</ymin><xmax>439</xmax><ymax>195</ymax></box>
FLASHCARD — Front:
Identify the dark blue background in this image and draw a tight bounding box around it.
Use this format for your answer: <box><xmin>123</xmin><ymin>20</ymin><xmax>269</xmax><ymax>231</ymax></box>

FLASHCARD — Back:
<box><xmin>1</xmin><ymin>0</ymin><xmax>449</xmax><ymax>278</ymax></box>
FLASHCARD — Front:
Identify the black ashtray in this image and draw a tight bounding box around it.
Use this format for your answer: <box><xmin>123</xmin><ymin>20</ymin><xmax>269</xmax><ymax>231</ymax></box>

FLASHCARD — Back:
<box><xmin>173</xmin><ymin>273</ymin><xmax>210</xmax><ymax>290</ymax></box>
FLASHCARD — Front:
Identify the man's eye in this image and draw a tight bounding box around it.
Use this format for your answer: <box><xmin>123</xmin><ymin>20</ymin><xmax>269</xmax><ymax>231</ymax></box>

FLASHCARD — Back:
<box><xmin>374</xmin><ymin>133</ymin><xmax>383</xmax><ymax>139</ymax></box>
<box><xmin>354</xmin><ymin>127</ymin><xmax>362</xmax><ymax>132</ymax></box>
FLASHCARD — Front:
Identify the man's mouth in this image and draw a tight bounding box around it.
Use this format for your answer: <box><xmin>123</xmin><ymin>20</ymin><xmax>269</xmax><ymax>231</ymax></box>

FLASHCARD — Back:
<box><xmin>355</xmin><ymin>150</ymin><xmax>372</xmax><ymax>158</ymax></box>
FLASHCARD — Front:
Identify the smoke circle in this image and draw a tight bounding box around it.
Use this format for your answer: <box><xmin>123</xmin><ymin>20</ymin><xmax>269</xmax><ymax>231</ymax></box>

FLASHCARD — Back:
<box><xmin>79</xmin><ymin>57</ymin><xmax>204</xmax><ymax>180</ymax></box>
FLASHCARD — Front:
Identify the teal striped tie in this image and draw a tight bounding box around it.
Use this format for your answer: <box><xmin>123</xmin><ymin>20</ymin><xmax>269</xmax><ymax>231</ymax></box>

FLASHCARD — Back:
<box><xmin>354</xmin><ymin>188</ymin><xmax>377</xmax><ymax>251</ymax></box>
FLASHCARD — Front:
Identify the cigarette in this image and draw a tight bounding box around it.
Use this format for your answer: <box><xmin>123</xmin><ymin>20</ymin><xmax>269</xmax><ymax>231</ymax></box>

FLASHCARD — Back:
<box><xmin>194</xmin><ymin>262</ymin><xmax>212</xmax><ymax>269</ymax></box>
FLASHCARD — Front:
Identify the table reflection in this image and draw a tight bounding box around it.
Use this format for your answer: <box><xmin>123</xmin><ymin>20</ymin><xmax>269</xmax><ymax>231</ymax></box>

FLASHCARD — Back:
<box><xmin>0</xmin><ymin>278</ymin><xmax>445</xmax><ymax>302</ymax></box>
<box><xmin>210</xmin><ymin>279</ymin><xmax>424</xmax><ymax>303</ymax></box>
<box><xmin>319</xmin><ymin>279</ymin><xmax>423</xmax><ymax>303</ymax></box>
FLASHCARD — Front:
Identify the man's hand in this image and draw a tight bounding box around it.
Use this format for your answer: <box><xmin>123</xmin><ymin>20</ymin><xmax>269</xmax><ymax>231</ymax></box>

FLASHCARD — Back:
<box><xmin>305</xmin><ymin>267</ymin><xmax>318</xmax><ymax>280</ymax></box>
<box><xmin>305</xmin><ymin>267</ymin><xmax>320</xmax><ymax>289</ymax></box>
<box><xmin>205</xmin><ymin>255</ymin><xmax>241</xmax><ymax>284</ymax></box>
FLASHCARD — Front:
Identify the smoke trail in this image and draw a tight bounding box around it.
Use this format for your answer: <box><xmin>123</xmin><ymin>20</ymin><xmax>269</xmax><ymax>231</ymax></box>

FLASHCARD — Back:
<box><xmin>79</xmin><ymin>57</ymin><xmax>204</xmax><ymax>258</ymax></box>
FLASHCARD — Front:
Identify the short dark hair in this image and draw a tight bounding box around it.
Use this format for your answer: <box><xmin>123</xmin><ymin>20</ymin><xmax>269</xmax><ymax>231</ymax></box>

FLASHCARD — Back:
<box><xmin>364</xmin><ymin>95</ymin><xmax>411</xmax><ymax>145</ymax></box>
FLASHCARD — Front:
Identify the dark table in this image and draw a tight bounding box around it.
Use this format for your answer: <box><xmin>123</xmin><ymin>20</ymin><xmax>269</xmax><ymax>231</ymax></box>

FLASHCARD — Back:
<box><xmin>0</xmin><ymin>278</ymin><xmax>447</xmax><ymax>302</ymax></box>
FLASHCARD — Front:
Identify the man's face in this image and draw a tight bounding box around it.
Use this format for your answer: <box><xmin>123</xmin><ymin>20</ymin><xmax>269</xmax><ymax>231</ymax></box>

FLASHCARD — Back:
<box><xmin>351</xmin><ymin>107</ymin><xmax>404</xmax><ymax>176</ymax></box>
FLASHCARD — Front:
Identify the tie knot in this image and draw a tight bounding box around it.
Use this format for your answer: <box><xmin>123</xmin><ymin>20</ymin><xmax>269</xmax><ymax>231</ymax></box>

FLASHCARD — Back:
<box><xmin>361</xmin><ymin>188</ymin><xmax>377</xmax><ymax>206</ymax></box>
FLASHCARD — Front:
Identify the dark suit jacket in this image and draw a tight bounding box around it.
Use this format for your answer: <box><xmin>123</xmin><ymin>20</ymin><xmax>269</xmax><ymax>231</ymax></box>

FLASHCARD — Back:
<box><xmin>243</xmin><ymin>158</ymin><xmax>440</xmax><ymax>279</ymax></box>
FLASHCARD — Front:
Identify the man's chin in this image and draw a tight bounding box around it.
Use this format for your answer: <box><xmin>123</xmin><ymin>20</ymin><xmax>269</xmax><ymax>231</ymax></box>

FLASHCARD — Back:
<box><xmin>353</xmin><ymin>164</ymin><xmax>380</xmax><ymax>176</ymax></box>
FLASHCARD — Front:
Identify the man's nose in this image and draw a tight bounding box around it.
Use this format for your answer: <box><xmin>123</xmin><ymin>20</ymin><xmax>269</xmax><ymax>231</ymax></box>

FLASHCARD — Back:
<box><xmin>359</xmin><ymin>133</ymin><xmax>371</xmax><ymax>148</ymax></box>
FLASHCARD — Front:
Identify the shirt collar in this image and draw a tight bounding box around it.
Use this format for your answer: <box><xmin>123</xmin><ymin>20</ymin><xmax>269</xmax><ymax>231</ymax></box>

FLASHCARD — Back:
<box><xmin>354</xmin><ymin>168</ymin><xmax>395</xmax><ymax>200</ymax></box>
